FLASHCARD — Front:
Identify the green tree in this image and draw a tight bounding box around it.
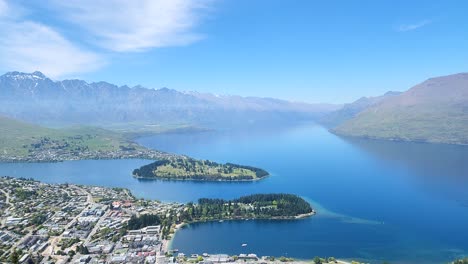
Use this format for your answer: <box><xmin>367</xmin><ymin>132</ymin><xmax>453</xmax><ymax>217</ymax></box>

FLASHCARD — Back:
<box><xmin>77</xmin><ymin>245</ymin><xmax>89</xmax><ymax>254</ymax></box>
<box><xmin>313</xmin><ymin>256</ymin><xmax>322</xmax><ymax>264</ymax></box>
<box><xmin>454</xmin><ymin>258</ymin><xmax>468</xmax><ymax>264</ymax></box>
<box><xmin>10</xmin><ymin>249</ymin><xmax>19</xmax><ymax>264</ymax></box>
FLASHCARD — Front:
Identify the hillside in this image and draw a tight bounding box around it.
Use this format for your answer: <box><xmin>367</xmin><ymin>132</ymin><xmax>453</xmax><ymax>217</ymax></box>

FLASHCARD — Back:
<box><xmin>0</xmin><ymin>71</ymin><xmax>340</xmax><ymax>127</ymax></box>
<box><xmin>320</xmin><ymin>91</ymin><xmax>401</xmax><ymax>127</ymax></box>
<box><xmin>0</xmin><ymin>115</ymin><xmax>162</xmax><ymax>161</ymax></box>
<box><xmin>334</xmin><ymin>73</ymin><xmax>468</xmax><ymax>145</ymax></box>
<box><xmin>0</xmin><ymin>115</ymin><xmax>51</xmax><ymax>155</ymax></box>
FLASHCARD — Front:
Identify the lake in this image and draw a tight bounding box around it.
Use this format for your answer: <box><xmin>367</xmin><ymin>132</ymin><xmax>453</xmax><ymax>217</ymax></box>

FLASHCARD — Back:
<box><xmin>1</xmin><ymin>124</ymin><xmax>467</xmax><ymax>263</ymax></box>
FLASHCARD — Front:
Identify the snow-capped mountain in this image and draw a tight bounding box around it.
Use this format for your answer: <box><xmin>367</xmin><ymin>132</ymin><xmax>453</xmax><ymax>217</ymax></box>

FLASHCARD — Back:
<box><xmin>0</xmin><ymin>71</ymin><xmax>339</xmax><ymax>127</ymax></box>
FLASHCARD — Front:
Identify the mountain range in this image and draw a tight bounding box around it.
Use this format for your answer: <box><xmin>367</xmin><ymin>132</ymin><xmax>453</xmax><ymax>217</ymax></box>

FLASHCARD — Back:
<box><xmin>333</xmin><ymin>73</ymin><xmax>468</xmax><ymax>145</ymax></box>
<box><xmin>1</xmin><ymin>71</ymin><xmax>467</xmax><ymax>145</ymax></box>
<box><xmin>0</xmin><ymin>71</ymin><xmax>339</xmax><ymax>127</ymax></box>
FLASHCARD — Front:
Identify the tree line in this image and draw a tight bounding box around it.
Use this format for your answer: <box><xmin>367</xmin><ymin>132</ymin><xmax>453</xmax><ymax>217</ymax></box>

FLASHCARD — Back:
<box><xmin>126</xmin><ymin>214</ymin><xmax>161</xmax><ymax>230</ymax></box>
<box><xmin>179</xmin><ymin>193</ymin><xmax>313</xmax><ymax>221</ymax></box>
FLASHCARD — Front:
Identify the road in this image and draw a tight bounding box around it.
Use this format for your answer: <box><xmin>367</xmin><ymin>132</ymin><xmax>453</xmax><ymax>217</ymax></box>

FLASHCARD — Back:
<box><xmin>0</xmin><ymin>188</ymin><xmax>32</xmax><ymax>252</ymax></box>
<box><xmin>83</xmin><ymin>209</ymin><xmax>107</xmax><ymax>245</ymax></box>
<box><xmin>0</xmin><ymin>188</ymin><xmax>12</xmax><ymax>206</ymax></box>
<box><xmin>0</xmin><ymin>189</ymin><xmax>12</xmax><ymax>226</ymax></box>
<box><xmin>42</xmin><ymin>185</ymin><xmax>95</xmax><ymax>257</ymax></box>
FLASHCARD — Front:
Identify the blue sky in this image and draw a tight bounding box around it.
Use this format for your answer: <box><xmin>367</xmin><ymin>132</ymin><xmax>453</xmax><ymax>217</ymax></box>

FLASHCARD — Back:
<box><xmin>0</xmin><ymin>0</ymin><xmax>467</xmax><ymax>103</ymax></box>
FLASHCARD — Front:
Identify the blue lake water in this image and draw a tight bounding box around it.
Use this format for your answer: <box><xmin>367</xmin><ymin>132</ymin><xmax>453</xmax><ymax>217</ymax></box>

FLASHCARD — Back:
<box><xmin>1</xmin><ymin>124</ymin><xmax>468</xmax><ymax>263</ymax></box>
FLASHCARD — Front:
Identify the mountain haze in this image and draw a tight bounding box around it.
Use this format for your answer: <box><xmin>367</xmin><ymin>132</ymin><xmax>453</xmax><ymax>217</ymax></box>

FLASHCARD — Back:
<box><xmin>0</xmin><ymin>71</ymin><xmax>339</xmax><ymax>127</ymax></box>
<box><xmin>334</xmin><ymin>73</ymin><xmax>468</xmax><ymax>145</ymax></box>
<box><xmin>320</xmin><ymin>91</ymin><xmax>402</xmax><ymax>127</ymax></box>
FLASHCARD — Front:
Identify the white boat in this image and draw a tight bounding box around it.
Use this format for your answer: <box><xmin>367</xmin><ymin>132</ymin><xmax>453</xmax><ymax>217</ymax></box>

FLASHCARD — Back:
<box><xmin>242</xmin><ymin>243</ymin><xmax>247</xmax><ymax>247</ymax></box>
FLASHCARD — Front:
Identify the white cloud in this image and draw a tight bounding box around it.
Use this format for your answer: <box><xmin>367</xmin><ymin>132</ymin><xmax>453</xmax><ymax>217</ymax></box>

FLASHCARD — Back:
<box><xmin>396</xmin><ymin>20</ymin><xmax>432</xmax><ymax>32</ymax></box>
<box><xmin>50</xmin><ymin>0</ymin><xmax>212</xmax><ymax>52</ymax></box>
<box><xmin>0</xmin><ymin>0</ymin><xmax>104</xmax><ymax>78</ymax></box>
<box><xmin>0</xmin><ymin>0</ymin><xmax>213</xmax><ymax>77</ymax></box>
<box><xmin>0</xmin><ymin>21</ymin><xmax>104</xmax><ymax>78</ymax></box>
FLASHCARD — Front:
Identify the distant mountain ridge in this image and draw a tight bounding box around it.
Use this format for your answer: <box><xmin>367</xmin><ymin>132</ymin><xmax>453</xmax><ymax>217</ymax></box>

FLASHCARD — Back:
<box><xmin>334</xmin><ymin>73</ymin><xmax>468</xmax><ymax>145</ymax></box>
<box><xmin>0</xmin><ymin>71</ymin><xmax>340</xmax><ymax>127</ymax></box>
<box><xmin>319</xmin><ymin>91</ymin><xmax>402</xmax><ymax>127</ymax></box>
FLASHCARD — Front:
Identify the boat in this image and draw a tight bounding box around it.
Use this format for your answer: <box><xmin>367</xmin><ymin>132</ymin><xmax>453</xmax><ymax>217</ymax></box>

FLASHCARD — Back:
<box><xmin>242</xmin><ymin>243</ymin><xmax>247</xmax><ymax>247</ymax></box>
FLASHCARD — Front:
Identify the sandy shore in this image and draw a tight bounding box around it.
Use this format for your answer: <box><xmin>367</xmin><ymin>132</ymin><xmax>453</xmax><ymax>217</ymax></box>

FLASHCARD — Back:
<box><xmin>162</xmin><ymin>223</ymin><xmax>187</xmax><ymax>253</ymax></box>
<box><xmin>337</xmin><ymin>261</ymin><xmax>352</xmax><ymax>264</ymax></box>
<box><xmin>295</xmin><ymin>210</ymin><xmax>316</xmax><ymax>219</ymax></box>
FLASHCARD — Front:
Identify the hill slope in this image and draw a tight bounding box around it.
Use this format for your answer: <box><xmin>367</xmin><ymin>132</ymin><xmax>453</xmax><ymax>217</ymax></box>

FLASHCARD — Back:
<box><xmin>0</xmin><ymin>115</ymin><xmax>154</xmax><ymax>160</ymax></box>
<box><xmin>320</xmin><ymin>91</ymin><xmax>401</xmax><ymax>127</ymax></box>
<box><xmin>0</xmin><ymin>71</ymin><xmax>339</xmax><ymax>127</ymax></box>
<box><xmin>334</xmin><ymin>73</ymin><xmax>468</xmax><ymax>145</ymax></box>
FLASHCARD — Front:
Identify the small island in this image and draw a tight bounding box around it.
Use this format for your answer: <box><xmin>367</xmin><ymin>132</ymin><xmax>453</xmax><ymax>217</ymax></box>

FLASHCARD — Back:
<box><xmin>132</xmin><ymin>158</ymin><xmax>269</xmax><ymax>181</ymax></box>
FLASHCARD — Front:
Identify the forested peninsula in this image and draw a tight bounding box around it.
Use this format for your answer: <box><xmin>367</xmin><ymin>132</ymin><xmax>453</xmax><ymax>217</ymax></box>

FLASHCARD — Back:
<box><xmin>182</xmin><ymin>194</ymin><xmax>314</xmax><ymax>221</ymax></box>
<box><xmin>122</xmin><ymin>194</ymin><xmax>314</xmax><ymax>241</ymax></box>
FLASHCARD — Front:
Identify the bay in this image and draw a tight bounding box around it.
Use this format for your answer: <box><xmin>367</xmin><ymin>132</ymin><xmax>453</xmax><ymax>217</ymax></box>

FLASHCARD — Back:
<box><xmin>1</xmin><ymin>124</ymin><xmax>467</xmax><ymax>263</ymax></box>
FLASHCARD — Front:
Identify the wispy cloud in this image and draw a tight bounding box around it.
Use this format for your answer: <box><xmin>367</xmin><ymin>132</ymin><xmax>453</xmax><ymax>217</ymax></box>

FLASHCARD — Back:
<box><xmin>0</xmin><ymin>0</ymin><xmax>213</xmax><ymax>77</ymax></box>
<box><xmin>0</xmin><ymin>0</ymin><xmax>104</xmax><ymax>78</ymax></box>
<box><xmin>50</xmin><ymin>0</ymin><xmax>213</xmax><ymax>52</ymax></box>
<box><xmin>396</xmin><ymin>20</ymin><xmax>432</xmax><ymax>32</ymax></box>
<box><xmin>0</xmin><ymin>21</ymin><xmax>104</xmax><ymax>78</ymax></box>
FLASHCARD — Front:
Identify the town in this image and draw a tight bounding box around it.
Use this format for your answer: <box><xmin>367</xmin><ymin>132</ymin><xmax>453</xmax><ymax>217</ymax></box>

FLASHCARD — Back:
<box><xmin>0</xmin><ymin>176</ymin><xmax>185</xmax><ymax>263</ymax></box>
<box><xmin>0</xmin><ymin>177</ymin><xmax>345</xmax><ymax>264</ymax></box>
<box><xmin>0</xmin><ymin>144</ymin><xmax>176</xmax><ymax>163</ymax></box>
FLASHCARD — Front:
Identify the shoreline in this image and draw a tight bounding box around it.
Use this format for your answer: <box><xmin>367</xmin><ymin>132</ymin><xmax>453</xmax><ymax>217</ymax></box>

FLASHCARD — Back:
<box><xmin>1</xmin><ymin>177</ymin><xmax>345</xmax><ymax>263</ymax></box>
<box><xmin>0</xmin><ymin>156</ymin><xmax>158</xmax><ymax>164</ymax></box>
<box><xmin>0</xmin><ymin>157</ymin><xmax>271</xmax><ymax>183</ymax></box>
<box><xmin>164</xmin><ymin>231</ymin><xmax>354</xmax><ymax>264</ymax></box>
<box><xmin>0</xmin><ymin>151</ymin><xmax>173</xmax><ymax>164</ymax></box>
<box><xmin>330</xmin><ymin>129</ymin><xmax>468</xmax><ymax>147</ymax></box>
<box><xmin>163</xmin><ymin>222</ymin><xmax>187</xmax><ymax>253</ymax></box>
<box><xmin>133</xmin><ymin>159</ymin><xmax>270</xmax><ymax>183</ymax></box>
<box><xmin>163</xmin><ymin>212</ymin><xmax>316</xmax><ymax>254</ymax></box>
<box><xmin>133</xmin><ymin>174</ymin><xmax>268</xmax><ymax>182</ymax></box>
